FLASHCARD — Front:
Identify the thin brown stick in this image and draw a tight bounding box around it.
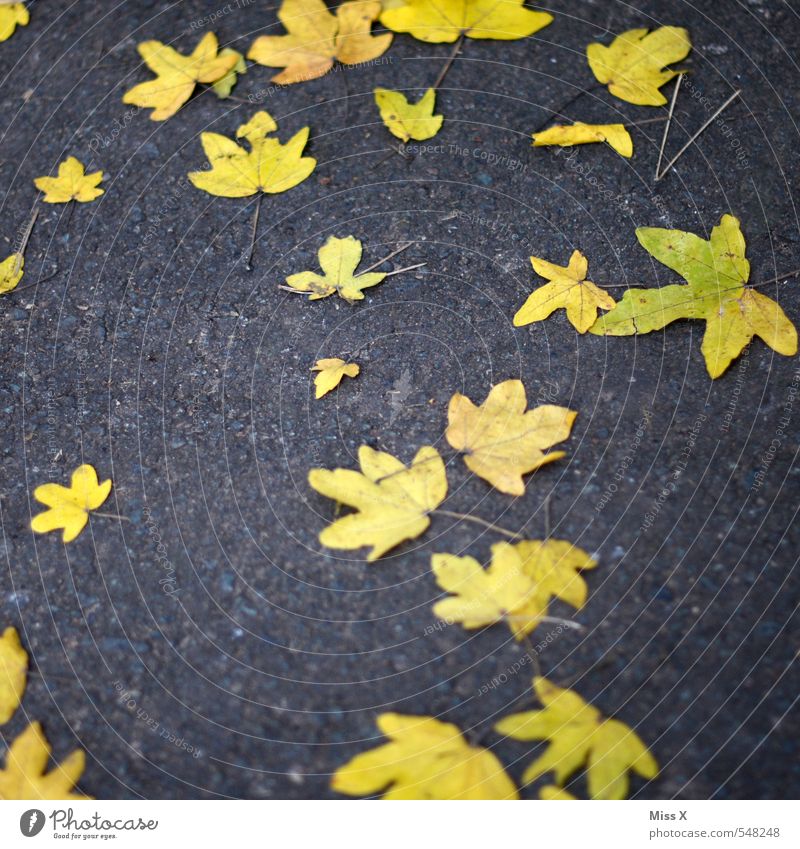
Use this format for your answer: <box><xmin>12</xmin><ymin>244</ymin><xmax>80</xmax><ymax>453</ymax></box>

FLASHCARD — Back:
<box><xmin>246</xmin><ymin>193</ymin><xmax>263</xmax><ymax>271</ymax></box>
<box><xmin>382</xmin><ymin>262</ymin><xmax>426</xmax><ymax>278</ymax></box>
<box><xmin>655</xmin><ymin>89</ymin><xmax>742</xmax><ymax>182</ymax></box>
<box><xmin>358</xmin><ymin>242</ymin><xmax>413</xmax><ymax>276</ymax></box>
<box><xmin>432</xmin><ymin>33</ymin><xmax>465</xmax><ymax>91</ymax></box>
<box><xmin>433</xmin><ymin>509</ymin><xmax>519</xmax><ymax>539</ymax></box>
<box><xmin>655</xmin><ymin>73</ymin><xmax>683</xmax><ymax>181</ymax></box>
<box><xmin>92</xmin><ymin>511</ymin><xmax>131</xmax><ymax>522</ymax></box>
<box><xmin>12</xmin><ymin>207</ymin><xmax>38</xmax><ymax>274</ymax></box>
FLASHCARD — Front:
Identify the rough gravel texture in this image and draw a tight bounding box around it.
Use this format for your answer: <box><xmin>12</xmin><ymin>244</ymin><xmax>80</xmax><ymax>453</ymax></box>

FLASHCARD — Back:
<box><xmin>1</xmin><ymin>0</ymin><xmax>798</xmax><ymax>800</ymax></box>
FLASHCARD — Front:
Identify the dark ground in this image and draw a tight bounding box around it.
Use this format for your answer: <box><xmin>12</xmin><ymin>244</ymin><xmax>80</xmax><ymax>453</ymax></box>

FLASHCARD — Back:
<box><xmin>1</xmin><ymin>0</ymin><xmax>799</xmax><ymax>800</ymax></box>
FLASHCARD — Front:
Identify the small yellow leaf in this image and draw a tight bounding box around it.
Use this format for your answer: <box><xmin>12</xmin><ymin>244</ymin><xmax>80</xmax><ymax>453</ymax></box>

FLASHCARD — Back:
<box><xmin>248</xmin><ymin>0</ymin><xmax>392</xmax><ymax>85</ymax></box>
<box><xmin>446</xmin><ymin>380</ymin><xmax>576</xmax><ymax>495</ymax></box>
<box><xmin>0</xmin><ymin>253</ymin><xmax>24</xmax><ymax>295</ymax></box>
<box><xmin>432</xmin><ymin>540</ymin><xmax>595</xmax><ymax>639</ymax></box>
<box><xmin>540</xmin><ymin>784</ymin><xmax>576</xmax><ymax>800</ymax></box>
<box><xmin>123</xmin><ymin>32</ymin><xmax>239</xmax><ymax>120</ymax></box>
<box><xmin>495</xmin><ymin>677</ymin><xmax>658</xmax><ymax>800</ymax></box>
<box><xmin>31</xmin><ymin>464</ymin><xmax>112</xmax><ymax>543</ymax></box>
<box><xmin>514</xmin><ymin>250</ymin><xmax>616</xmax><ymax>333</ymax></box>
<box><xmin>333</xmin><ymin>713</ymin><xmax>518</xmax><ymax>799</ymax></box>
<box><xmin>533</xmin><ymin>122</ymin><xmax>633</xmax><ymax>158</ymax></box>
<box><xmin>0</xmin><ymin>3</ymin><xmax>28</xmax><ymax>42</ymax></box>
<box><xmin>312</xmin><ymin>358</ymin><xmax>360</xmax><ymax>399</ymax></box>
<box><xmin>189</xmin><ymin>110</ymin><xmax>316</xmax><ymax>198</ymax></box>
<box><xmin>0</xmin><ymin>627</ymin><xmax>27</xmax><ymax>725</ymax></box>
<box><xmin>0</xmin><ymin>722</ymin><xmax>91</xmax><ymax>800</ymax></box>
<box><xmin>374</xmin><ymin>88</ymin><xmax>443</xmax><ymax>142</ymax></box>
<box><xmin>285</xmin><ymin>235</ymin><xmax>386</xmax><ymax>301</ymax></box>
<box><xmin>34</xmin><ymin>157</ymin><xmax>104</xmax><ymax>204</ymax></box>
<box><xmin>587</xmin><ymin>27</ymin><xmax>690</xmax><ymax>106</ymax></box>
<box><xmin>590</xmin><ymin>214</ymin><xmax>798</xmax><ymax>378</ymax></box>
<box><xmin>212</xmin><ymin>48</ymin><xmax>246</xmax><ymax>98</ymax></box>
<box><xmin>309</xmin><ymin>445</ymin><xmax>447</xmax><ymax>560</ymax></box>
<box><xmin>381</xmin><ymin>0</ymin><xmax>552</xmax><ymax>44</ymax></box>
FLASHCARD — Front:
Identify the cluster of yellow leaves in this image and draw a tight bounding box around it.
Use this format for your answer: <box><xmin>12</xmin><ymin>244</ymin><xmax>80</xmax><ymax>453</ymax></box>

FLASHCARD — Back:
<box><xmin>446</xmin><ymin>380</ymin><xmax>576</xmax><ymax>495</ymax></box>
<box><xmin>312</xmin><ymin>358</ymin><xmax>359</xmax><ymax>398</ymax></box>
<box><xmin>0</xmin><ymin>2</ymin><xmax>28</xmax><ymax>42</ymax></box>
<box><xmin>533</xmin><ymin>122</ymin><xmax>633</xmax><ymax>158</ymax></box>
<box><xmin>285</xmin><ymin>235</ymin><xmax>386</xmax><ymax>301</ymax></box>
<box><xmin>189</xmin><ymin>111</ymin><xmax>316</xmax><ymax>198</ymax></box>
<box><xmin>432</xmin><ymin>539</ymin><xmax>596</xmax><ymax>638</ymax></box>
<box><xmin>333</xmin><ymin>713</ymin><xmax>518</xmax><ymax>799</ymax></box>
<box><xmin>380</xmin><ymin>0</ymin><xmax>552</xmax><ymax>44</ymax></box>
<box><xmin>0</xmin><ymin>252</ymin><xmax>24</xmax><ymax>295</ymax></box>
<box><xmin>31</xmin><ymin>464</ymin><xmax>112</xmax><ymax>543</ymax></box>
<box><xmin>309</xmin><ymin>444</ymin><xmax>446</xmax><ymax>561</ymax></box>
<box><xmin>123</xmin><ymin>32</ymin><xmax>240</xmax><ymax>120</ymax></box>
<box><xmin>587</xmin><ymin>26</ymin><xmax>690</xmax><ymax>106</ymax></box>
<box><xmin>514</xmin><ymin>249</ymin><xmax>616</xmax><ymax>333</ymax></box>
<box><xmin>496</xmin><ymin>677</ymin><xmax>658</xmax><ymax>800</ymax></box>
<box><xmin>0</xmin><ymin>626</ymin><xmax>90</xmax><ymax>799</ymax></box>
<box><xmin>34</xmin><ymin>157</ymin><xmax>104</xmax><ymax>204</ymax></box>
<box><xmin>590</xmin><ymin>215</ymin><xmax>798</xmax><ymax>378</ymax></box>
<box><xmin>375</xmin><ymin>87</ymin><xmax>443</xmax><ymax>142</ymax></box>
<box><xmin>249</xmin><ymin>0</ymin><xmax>392</xmax><ymax>84</ymax></box>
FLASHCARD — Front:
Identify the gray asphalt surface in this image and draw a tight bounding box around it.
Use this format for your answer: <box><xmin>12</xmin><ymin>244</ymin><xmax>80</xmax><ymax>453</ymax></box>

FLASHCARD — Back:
<box><xmin>1</xmin><ymin>0</ymin><xmax>799</xmax><ymax>799</ymax></box>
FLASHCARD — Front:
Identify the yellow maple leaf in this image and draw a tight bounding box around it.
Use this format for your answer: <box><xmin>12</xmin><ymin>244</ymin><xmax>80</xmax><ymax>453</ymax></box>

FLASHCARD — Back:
<box><xmin>285</xmin><ymin>235</ymin><xmax>386</xmax><ymax>301</ymax></box>
<box><xmin>532</xmin><ymin>122</ymin><xmax>633</xmax><ymax>158</ymax></box>
<box><xmin>590</xmin><ymin>214</ymin><xmax>798</xmax><ymax>378</ymax></box>
<box><xmin>0</xmin><ymin>722</ymin><xmax>90</xmax><ymax>800</ymax></box>
<box><xmin>0</xmin><ymin>627</ymin><xmax>27</xmax><ymax>724</ymax></box>
<box><xmin>587</xmin><ymin>27</ymin><xmax>690</xmax><ymax>106</ymax></box>
<box><xmin>212</xmin><ymin>48</ymin><xmax>247</xmax><ymax>98</ymax></box>
<box><xmin>495</xmin><ymin>677</ymin><xmax>658</xmax><ymax>799</ymax></box>
<box><xmin>312</xmin><ymin>358</ymin><xmax>360</xmax><ymax>398</ymax></box>
<box><xmin>381</xmin><ymin>0</ymin><xmax>552</xmax><ymax>43</ymax></box>
<box><xmin>123</xmin><ymin>32</ymin><xmax>239</xmax><ymax>120</ymax></box>
<box><xmin>189</xmin><ymin>110</ymin><xmax>316</xmax><ymax>198</ymax></box>
<box><xmin>34</xmin><ymin>157</ymin><xmax>104</xmax><ymax>204</ymax></box>
<box><xmin>514</xmin><ymin>250</ymin><xmax>616</xmax><ymax>334</ymax></box>
<box><xmin>309</xmin><ymin>445</ymin><xmax>447</xmax><ymax>560</ymax></box>
<box><xmin>446</xmin><ymin>380</ymin><xmax>576</xmax><ymax>495</ymax></box>
<box><xmin>432</xmin><ymin>540</ymin><xmax>595</xmax><ymax>639</ymax></box>
<box><xmin>333</xmin><ymin>713</ymin><xmax>518</xmax><ymax>799</ymax></box>
<box><xmin>30</xmin><ymin>464</ymin><xmax>112</xmax><ymax>543</ymax></box>
<box><xmin>248</xmin><ymin>0</ymin><xmax>392</xmax><ymax>85</ymax></box>
<box><xmin>0</xmin><ymin>3</ymin><xmax>28</xmax><ymax>42</ymax></box>
<box><xmin>0</xmin><ymin>253</ymin><xmax>24</xmax><ymax>295</ymax></box>
<box><xmin>374</xmin><ymin>88</ymin><xmax>443</xmax><ymax>142</ymax></box>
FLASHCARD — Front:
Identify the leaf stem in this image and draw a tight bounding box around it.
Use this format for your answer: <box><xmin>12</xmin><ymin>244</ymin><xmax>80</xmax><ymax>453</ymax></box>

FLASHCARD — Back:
<box><xmin>358</xmin><ymin>242</ymin><xmax>414</xmax><ymax>276</ymax></box>
<box><xmin>246</xmin><ymin>193</ymin><xmax>264</xmax><ymax>271</ymax></box>
<box><xmin>433</xmin><ymin>509</ymin><xmax>520</xmax><ymax>539</ymax></box>
<box><xmin>13</xmin><ymin>207</ymin><xmax>38</xmax><ymax>274</ymax></box>
<box><xmin>507</xmin><ymin>614</ymin><xmax>585</xmax><ymax>631</ymax></box>
<box><xmin>382</xmin><ymin>262</ymin><xmax>426</xmax><ymax>278</ymax></box>
<box><xmin>432</xmin><ymin>33</ymin><xmax>465</xmax><ymax>91</ymax></box>
<box><xmin>532</xmin><ymin>82</ymin><xmax>604</xmax><ymax>135</ymax></box>
<box><xmin>92</xmin><ymin>511</ymin><xmax>131</xmax><ymax>522</ymax></box>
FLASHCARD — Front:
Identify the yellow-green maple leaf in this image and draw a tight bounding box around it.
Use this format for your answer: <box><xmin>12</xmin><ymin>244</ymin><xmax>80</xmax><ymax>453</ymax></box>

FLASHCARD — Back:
<box><xmin>333</xmin><ymin>713</ymin><xmax>518</xmax><ymax>799</ymax></box>
<box><xmin>248</xmin><ymin>0</ymin><xmax>392</xmax><ymax>84</ymax></box>
<box><xmin>309</xmin><ymin>445</ymin><xmax>447</xmax><ymax>560</ymax></box>
<box><xmin>0</xmin><ymin>627</ymin><xmax>27</xmax><ymax>724</ymax></box>
<box><xmin>514</xmin><ymin>250</ymin><xmax>616</xmax><ymax>333</ymax></box>
<box><xmin>34</xmin><ymin>157</ymin><xmax>104</xmax><ymax>204</ymax></box>
<box><xmin>189</xmin><ymin>110</ymin><xmax>316</xmax><ymax>197</ymax></box>
<box><xmin>587</xmin><ymin>27</ymin><xmax>690</xmax><ymax>106</ymax></box>
<box><xmin>0</xmin><ymin>253</ymin><xmax>24</xmax><ymax>295</ymax></box>
<box><xmin>381</xmin><ymin>0</ymin><xmax>552</xmax><ymax>44</ymax></box>
<box><xmin>30</xmin><ymin>464</ymin><xmax>112</xmax><ymax>543</ymax></box>
<box><xmin>495</xmin><ymin>677</ymin><xmax>658</xmax><ymax>799</ymax></box>
<box><xmin>446</xmin><ymin>380</ymin><xmax>576</xmax><ymax>495</ymax></box>
<box><xmin>123</xmin><ymin>32</ymin><xmax>239</xmax><ymax>120</ymax></box>
<box><xmin>312</xmin><ymin>358</ymin><xmax>360</xmax><ymax>398</ymax></box>
<box><xmin>0</xmin><ymin>722</ymin><xmax>90</xmax><ymax>800</ymax></box>
<box><xmin>0</xmin><ymin>3</ymin><xmax>28</xmax><ymax>42</ymax></box>
<box><xmin>432</xmin><ymin>540</ymin><xmax>595</xmax><ymax>638</ymax></box>
<box><xmin>212</xmin><ymin>48</ymin><xmax>246</xmax><ymax>98</ymax></box>
<box><xmin>285</xmin><ymin>235</ymin><xmax>386</xmax><ymax>301</ymax></box>
<box><xmin>590</xmin><ymin>214</ymin><xmax>798</xmax><ymax>378</ymax></box>
<box><xmin>374</xmin><ymin>88</ymin><xmax>443</xmax><ymax>142</ymax></box>
<box><xmin>532</xmin><ymin>122</ymin><xmax>633</xmax><ymax>158</ymax></box>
